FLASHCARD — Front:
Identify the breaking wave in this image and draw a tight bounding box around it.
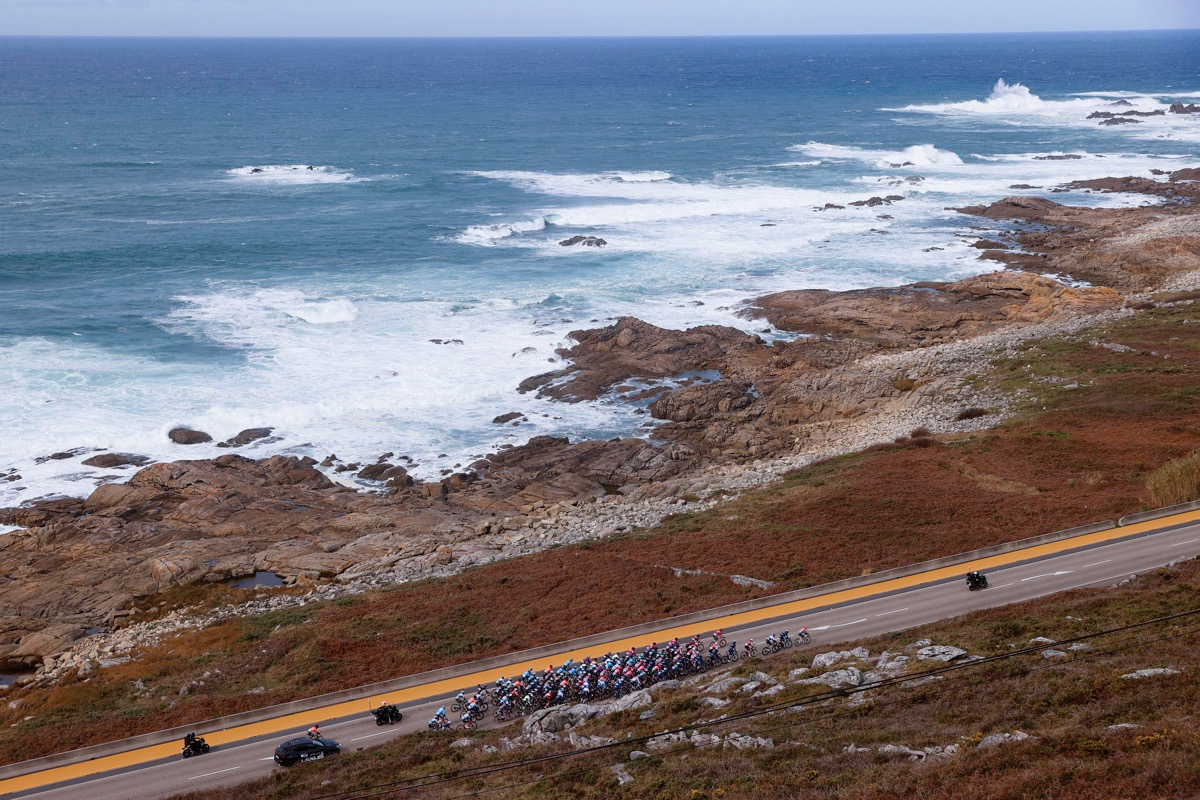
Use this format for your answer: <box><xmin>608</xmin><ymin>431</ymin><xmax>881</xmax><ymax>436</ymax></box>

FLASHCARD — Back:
<box><xmin>886</xmin><ymin>78</ymin><xmax>1142</xmax><ymax>116</ymax></box>
<box><xmin>226</xmin><ymin>164</ymin><xmax>366</xmax><ymax>185</ymax></box>
<box><xmin>790</xmin><ymin>142</ymin><xmax>964</xmax><ymax>168</ymax></box>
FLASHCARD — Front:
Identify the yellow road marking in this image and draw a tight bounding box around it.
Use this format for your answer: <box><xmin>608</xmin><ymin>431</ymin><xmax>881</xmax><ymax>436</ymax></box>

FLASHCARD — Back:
<box><xmin>3</xmin><ymin>509</ymin><xmax>1198</xmax><ymax>795</ymax></box>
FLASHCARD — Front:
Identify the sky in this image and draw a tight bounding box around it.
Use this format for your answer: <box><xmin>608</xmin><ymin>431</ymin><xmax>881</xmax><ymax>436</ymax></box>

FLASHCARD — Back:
<box><xmin>1</xmin><ymin>0</ymin><xmax>1198</xmax><ymax>38</ymax></box>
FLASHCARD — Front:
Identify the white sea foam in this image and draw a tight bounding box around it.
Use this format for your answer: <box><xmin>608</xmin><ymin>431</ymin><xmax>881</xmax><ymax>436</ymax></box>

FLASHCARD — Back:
<box><xmin>884</xmin><ymin>80</ymin><xmax>1200</xmax><ymax>146</ymax></box>
<box><xmin>225</xmin><ymin>164</ymin><xmax>365</xmax><ymax>185</ymax></box>
<box><xmin>283</xmin><ymin>298</ymin><xmax>359</xmax><ymax>325</ymax></box>
<box><xmin>460</xmin><ymin>169</ymin><xmax>892</xmax><ymax>256</ymax></box>
<box><xmin>608</xmin><ymin>171</ymin><xmax>673</xmax><ymax>182</ymax></box>
<box><xmin>878</xmin><ymin>150</ymin><xmax>1190</xmax><ymax>202</ymax></box>
<box><xmin>789</xmin><ymin>142</ymin><xmax>964</xmax><ymax>168</ymax></box>
<box><xmin>889</xmin><ymin>79</ymin><xmax>1108</xmax><ymax>116</ymax></box>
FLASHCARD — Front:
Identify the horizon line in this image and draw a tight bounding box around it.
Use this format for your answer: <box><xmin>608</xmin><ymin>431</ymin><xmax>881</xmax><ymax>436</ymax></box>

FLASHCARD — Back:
<box><xmin>1</xmin><ymin>28</ymin><xmax>1198</xmax><ymax>41</ymax></box>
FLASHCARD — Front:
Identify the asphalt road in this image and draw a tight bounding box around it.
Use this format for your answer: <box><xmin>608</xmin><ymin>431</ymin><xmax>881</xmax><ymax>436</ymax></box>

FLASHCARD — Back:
<box><xmin>7</xmin><ymin>517</ymin><xmax>1200</xmax><ymax>800</ymax></box>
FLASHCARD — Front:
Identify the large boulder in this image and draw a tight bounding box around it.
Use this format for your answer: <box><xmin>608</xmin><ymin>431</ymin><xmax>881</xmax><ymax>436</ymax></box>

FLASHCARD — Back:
<box><xmin>168</xmin><ymin>428</ymin><xmax>212</xmax><ymax>445</ymax></box>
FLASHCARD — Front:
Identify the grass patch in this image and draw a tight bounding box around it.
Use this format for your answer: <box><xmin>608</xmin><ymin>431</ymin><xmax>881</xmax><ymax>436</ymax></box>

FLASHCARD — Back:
<box><xmin>1145</xmin><ymin>449</ymin><xmax>1200</xmax><ymax>507</ymax></box>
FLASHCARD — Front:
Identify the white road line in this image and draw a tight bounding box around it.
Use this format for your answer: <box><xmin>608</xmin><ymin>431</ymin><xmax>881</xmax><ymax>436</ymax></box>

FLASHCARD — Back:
<box><xmin>830</xmin><ymin>618</ymin><xmax>868</xmax><ymax>628</ymax></box>
<box><xmin>188</xmin><ymin>766</ymin><xmax>242</xmax><ymax>780</ymax></box>
<box><xmin>351</xmin><ymin>731</ymin><xmax>393</xmax><ymax>742</ymax></box>
<box><xmin>1169</xmin><ymin>539</ymin><xmax>1198</xmax><ymax>547</ymax></box>
<box><xmin>993</xmin><ymin>583</ymin><xmax>1013</xmax><ymax>589</ymax></box>
<box><xmin>1020</xmin><ymin>570</ymin><xmax>1073</xmax><ymax>582</ymax></box>
<box><xmin>875</xmin><ymin>608</ymin><xmax>908</xmax><ymax>617</ymax></box>
<box><xmin>1079</xmin><ymin>560</ymin><xmax>1112</xmax><ymax>569</ymax></box>
<box><xmin>259</xmin><ymin>756</ymin><xmax>275</xmax><ymax>761</ymax></box>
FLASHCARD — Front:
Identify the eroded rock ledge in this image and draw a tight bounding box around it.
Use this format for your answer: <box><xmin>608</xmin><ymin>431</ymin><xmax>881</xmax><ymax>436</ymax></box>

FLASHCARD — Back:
<box><xmin>2</xmin><ymin>169</ymin><xmax>1199</xmax><ymax>677</ymax></box>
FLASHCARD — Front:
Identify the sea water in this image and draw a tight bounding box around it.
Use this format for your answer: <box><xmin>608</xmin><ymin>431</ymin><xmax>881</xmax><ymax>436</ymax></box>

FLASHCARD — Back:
<box><xmin>1</xmin><ymin>32</ymin><xmax>1198</xmax><ymax>508</ymax></box>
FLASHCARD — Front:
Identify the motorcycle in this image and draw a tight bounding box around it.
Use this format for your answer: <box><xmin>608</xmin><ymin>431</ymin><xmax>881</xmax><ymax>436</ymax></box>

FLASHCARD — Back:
<box><xmin>371</xmin><ymin>704</ymin><xmax>403</xmax><ymax>725</ymax></box>
<box><xmin>966</xmin><ymin>571</ymin><xmax>988</xmax><ymax>591</ymax></box>
<box><xmin>181</xmin><ymin>733</ymin><xmax>210</xmax><ymax>758</ymax></box>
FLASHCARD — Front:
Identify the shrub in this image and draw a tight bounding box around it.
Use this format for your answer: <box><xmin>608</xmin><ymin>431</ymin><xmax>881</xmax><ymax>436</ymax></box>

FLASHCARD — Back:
<box><xmin>955</xmin><ymin>407</ymin><xmax>989</xmax><ymax>421</ymax></box>
<box><xmin>1145</xmin><ymin>450</ymin><xmax>1200</xmax><ymax>507</ymax></box>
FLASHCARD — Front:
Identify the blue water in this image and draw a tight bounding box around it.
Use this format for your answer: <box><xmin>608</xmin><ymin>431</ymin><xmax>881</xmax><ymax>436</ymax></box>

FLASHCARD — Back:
<box><xmin>1</xmin><ymin>33</ymin><xmax>1198</xmax><ymax>506</ymax></box>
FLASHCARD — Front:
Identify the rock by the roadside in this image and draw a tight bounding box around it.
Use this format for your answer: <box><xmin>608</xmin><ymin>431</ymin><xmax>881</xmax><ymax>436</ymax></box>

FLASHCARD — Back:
<box><xmin>705</xmin><ymin>676</ymin><xmax>748</xmax><ymax>694</ymax></box>
<box><xmin>168</xmin><ymin>428</ymin><xmax>212</xmax><ymax>445</ymax></box>
<box><xmin>610</xmin><ymin>763</ymin><xmax>634</xmax><ymax>785</ymax></box>
<box><xmin>723</xmin><ymin>733</ymin><xmax>774</xmax><ymax>750</ymax></box>
<box><xmin>796</xmin><ymin>667</ymin><xmax>862</xmax><ymax>689</ymax></box>
<box><xmin>81</xmin><ymin>453</ymin><xmax>151</xmax><ymax>469</ymax></box>
<box><xmin>915</xmin><ymin>645</ymin><xmax>967</xmax><ymax>662</ymax></box>
<box><xmin>812</xmin><ymin>648</ymin><xmax>870</xmax><ymax>669</ymax></box>
<box><xmin>1120</xmin><ymin>668</ymin><xmax>1180</xmax><ymax>680</ymax></box>
<box><xmin>608</xmin><ymin>689</ymin><xmax>652</xmax><ymax>713</ymax></box>
<box><xmin>877</xmin><ymin>743</ymin><xmax>928</xmax><ymax>760</ymax></box>
<box><xmin>978</xmin><ymin>730</ymin><xmax>1033</xmax><ymax>748</ymax></box>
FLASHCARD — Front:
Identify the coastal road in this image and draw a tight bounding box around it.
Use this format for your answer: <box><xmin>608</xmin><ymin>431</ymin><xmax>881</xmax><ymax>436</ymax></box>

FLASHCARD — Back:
<box><xmin>5</xmin><ymin>511</ymin><xmax>1200</xmax><ymax>799</ymax></box>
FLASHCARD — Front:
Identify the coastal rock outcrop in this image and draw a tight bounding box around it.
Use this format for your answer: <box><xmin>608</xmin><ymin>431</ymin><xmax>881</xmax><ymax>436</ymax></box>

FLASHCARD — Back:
<box><xmin>168</xmin><ymin>428</ymin><xmax>212</xmax><ymax>445</ymax></box>
<box><xmin>559</xmin><ymin>235</ymin><xmax>608</xmax><ymax>247</ymax></box>
<box><xmin>519</xmin><ymin>317</ymin><xmax>764</xmax><ymax>402</ymax></box>
<box><xmin>746</xmin><ymin>272</ymin><xmax>1122</xmax><ymax>347</ymax></box>
<box><xmin>958</xmin><ymin>183</ymin><xmax>1200</xmax><ymax>291</ymax></box>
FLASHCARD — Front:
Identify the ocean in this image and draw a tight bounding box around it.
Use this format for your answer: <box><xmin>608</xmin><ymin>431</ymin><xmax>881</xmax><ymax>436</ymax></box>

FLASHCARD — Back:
<box><xmin>1</xmin><ymin>31</ymin><xmax>1198</xmax><ymax>510</ymax></box>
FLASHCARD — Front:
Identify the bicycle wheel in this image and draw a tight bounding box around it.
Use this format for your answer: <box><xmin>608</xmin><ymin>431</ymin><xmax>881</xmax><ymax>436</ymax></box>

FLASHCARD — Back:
<box><xmin>451</xmin><ymin>702</ymin><xmax>463</xmax><ymax>712</ymax></box>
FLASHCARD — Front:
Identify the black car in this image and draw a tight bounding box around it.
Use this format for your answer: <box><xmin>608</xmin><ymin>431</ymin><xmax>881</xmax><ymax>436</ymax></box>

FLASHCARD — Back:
<box><xmin>273</xmin><ymin>736</ymin><xmax>341</xmax><ymax>766</ymax></box>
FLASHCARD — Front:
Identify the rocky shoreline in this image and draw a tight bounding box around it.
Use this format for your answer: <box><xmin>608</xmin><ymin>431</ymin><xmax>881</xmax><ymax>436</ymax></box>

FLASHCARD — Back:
<box><xmin>3</xmin><ymin>170</ymin><xmax>1200</xmax><ymax>688</ymax></box>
